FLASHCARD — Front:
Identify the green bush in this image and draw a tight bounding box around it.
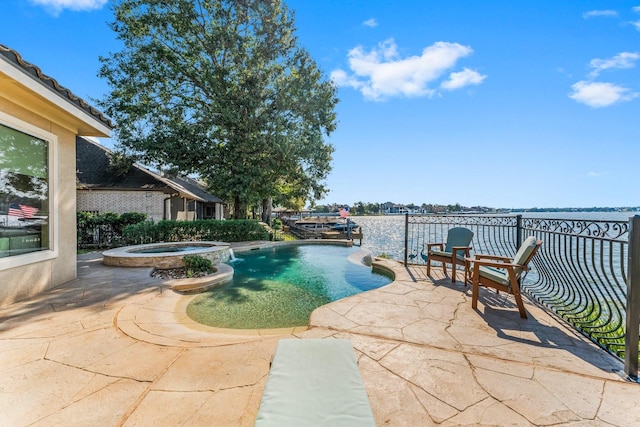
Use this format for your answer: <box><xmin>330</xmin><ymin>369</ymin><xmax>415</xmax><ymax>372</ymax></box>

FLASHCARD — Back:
<box><xmin>272</xmin><ymin>218</ymin><xmax>283</xmax><ymax>230</ymax></box>
<box><xmin>77</xmin><ymin>211</ymin><xmax>147</xmax><ymax>248</ymax></box>
<box><xmin>123</xmin><ymin>219</ymin><xmax>270</xmax><ymax>244</ymax></box>
<box><xmin>182</xmin><ymin>255</ymin><xmax>214</xmax><ymax>277</ymax></box>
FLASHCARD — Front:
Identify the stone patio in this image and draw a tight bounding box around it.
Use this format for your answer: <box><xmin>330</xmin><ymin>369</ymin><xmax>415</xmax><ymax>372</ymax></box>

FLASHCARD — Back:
<box><xmin>1</xmin><ymin>247</ymin><xmax>639</xmax><ymax>426</ymax></box>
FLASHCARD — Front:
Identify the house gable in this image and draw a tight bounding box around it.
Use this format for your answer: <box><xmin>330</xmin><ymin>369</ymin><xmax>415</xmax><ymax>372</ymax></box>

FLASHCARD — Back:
<box><xmin>76</xmin><ymin>136</ymin><xmax>174</xmax><ymax>192</ymax></box>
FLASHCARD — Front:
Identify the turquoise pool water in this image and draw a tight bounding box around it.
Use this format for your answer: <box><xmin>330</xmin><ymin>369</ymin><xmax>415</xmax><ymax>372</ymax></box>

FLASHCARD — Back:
<box><xmin>186</xmin><ymin>244</ymin><xmax>392</xmax><ymax>329</ymax></box>
<box><xmin>132</xmin><ymin>245</ymin><xmax>210</xmax><ymax>253</ymax></box>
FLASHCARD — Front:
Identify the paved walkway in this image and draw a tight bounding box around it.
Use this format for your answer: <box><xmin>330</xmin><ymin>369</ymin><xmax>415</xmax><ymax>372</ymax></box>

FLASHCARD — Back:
<box><xmin>1</xmin><ymin>248</ymin><xmax>639</xmax><ymax>426</ymax></box>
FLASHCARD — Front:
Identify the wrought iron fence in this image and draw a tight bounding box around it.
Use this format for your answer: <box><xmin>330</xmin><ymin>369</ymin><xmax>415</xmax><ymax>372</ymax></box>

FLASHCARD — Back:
<box><xmin>404</xmin><ymin>214</ymin><xmax>638</xmax><ymax>376</ymax></box>
<box><xmin>404</xmin><ymin>215</ymin><xmax>520</xmax><ymax>265</ymax></box>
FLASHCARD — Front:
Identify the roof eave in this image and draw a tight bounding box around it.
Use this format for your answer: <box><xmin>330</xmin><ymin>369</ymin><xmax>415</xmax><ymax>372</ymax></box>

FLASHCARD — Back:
<box><xmin>0</xmin><ymin>46</ymin><xmax>112</xmax><ymax>136</ymax></box>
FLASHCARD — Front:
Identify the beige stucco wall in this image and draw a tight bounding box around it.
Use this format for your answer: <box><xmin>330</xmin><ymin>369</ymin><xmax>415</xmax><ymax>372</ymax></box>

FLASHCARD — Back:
<box><xmin>55</xmin><ymin>121</ymin><xmax>77</xmax><ymax>287</ymax></box>
<box><xmin>0</xmin><ymin>97</ymin><xmax>78</xmax><ymax>306</ymax></box>
<box><xmin>77</xmin><ymin>189</ymin><xmax>167</xmax><ymax>222</ymax></box>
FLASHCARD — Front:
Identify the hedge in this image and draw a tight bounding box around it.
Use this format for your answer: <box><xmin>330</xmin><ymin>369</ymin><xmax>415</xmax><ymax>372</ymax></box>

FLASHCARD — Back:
<box><xmin>78</xmin><ymin>211</ymin><xmax>147</xmax><ymax>248</ymax></box>
<box><xmin>123</xmin><ymin>219</ymin><xmax>270</xmax><ymax>244</ymax></box>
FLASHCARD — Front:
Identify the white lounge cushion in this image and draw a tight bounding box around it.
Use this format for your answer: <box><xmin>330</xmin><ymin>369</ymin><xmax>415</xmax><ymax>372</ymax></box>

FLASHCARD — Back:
<box><xmin>255</xmin><ymin>339</ymin><xmax>376</xmax><ymax>426</ymax></box>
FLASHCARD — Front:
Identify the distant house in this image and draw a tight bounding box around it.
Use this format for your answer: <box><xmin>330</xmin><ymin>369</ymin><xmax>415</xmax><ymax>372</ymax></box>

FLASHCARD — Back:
<box><xmin>0</xmin><ymin>44</ymin><xmax>112</xmax><ymax>306</ymax></box>
<box><xmin>76</xmin><ymin>136</ymin><xmax>225</xmax><ymax>221</ymax></box>
<box><xmin>381</xmin><ymin>203</ymin><xmax>408</xmax><ymax>215</ymax></box>
<box><xmin>379</xmin><ymin>202</ymin><xmax>426</xmax><ymax>215</ymax></box>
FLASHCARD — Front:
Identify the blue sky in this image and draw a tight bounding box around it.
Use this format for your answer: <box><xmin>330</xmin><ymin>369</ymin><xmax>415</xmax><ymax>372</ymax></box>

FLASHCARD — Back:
<box><xmin>3</xmin><ymin>0</ymin><xmax>640</xmax><ymax>209</ymax></box>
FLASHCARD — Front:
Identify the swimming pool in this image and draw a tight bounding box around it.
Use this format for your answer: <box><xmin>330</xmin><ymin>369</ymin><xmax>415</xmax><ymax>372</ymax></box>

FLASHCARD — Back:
<box><xmin>186</xmin><ymin>244</ymin><xmax>392</xmax><ymax>329</ymax></box>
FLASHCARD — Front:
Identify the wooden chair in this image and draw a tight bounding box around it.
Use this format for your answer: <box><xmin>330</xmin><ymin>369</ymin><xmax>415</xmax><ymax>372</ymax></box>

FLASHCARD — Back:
<box><xmin>426</xmin><ymin>227</ymin><xmax>474</xmax><ymax>282</ymax></box>
<box><xmin>467</xmin><ymin>236</ymin><xmax>542</xmax><ymax>319</ymax></box>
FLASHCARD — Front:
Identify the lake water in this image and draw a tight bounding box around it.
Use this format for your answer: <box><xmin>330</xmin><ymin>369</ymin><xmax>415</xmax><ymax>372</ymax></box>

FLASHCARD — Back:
<box><xmin>355</xmin><ymin>212</ymin><xmax>637</xmax><ymax>260</ymax></box>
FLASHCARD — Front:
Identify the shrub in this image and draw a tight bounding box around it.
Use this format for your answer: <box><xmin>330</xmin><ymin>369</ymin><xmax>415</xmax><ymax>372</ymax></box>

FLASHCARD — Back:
<box><xmin>77</xmin><ymin>211</ymin><xmax>147</xmax><ymax>248</ymax></box>
<box><xmin>271</xmin><ymin>218</ymin><xmax>283</xmax><ymax>230</ymax></box>
<box><xmin>182</xmin><ymin>255</ymin><xmax>214</xmax><ymax>277</ymax></box>
<box><xmin>123</xmin><ymin>219</ymin><xmax>270</xmax><ymax>244</ymax></box>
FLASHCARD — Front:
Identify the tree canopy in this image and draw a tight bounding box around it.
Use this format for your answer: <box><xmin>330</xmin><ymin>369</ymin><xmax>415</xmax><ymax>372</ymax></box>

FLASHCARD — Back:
<box><xmin>98</xmin><ymin>0</ymin><xmax>339</xmax><ymax>218</ymax></box>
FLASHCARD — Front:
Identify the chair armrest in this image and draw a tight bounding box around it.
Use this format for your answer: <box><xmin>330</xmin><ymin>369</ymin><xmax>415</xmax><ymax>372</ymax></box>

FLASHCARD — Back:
<box><xmin>471</xmin><ymin>259</ymin><xmax>524</xmax><ymax>270</ymax></box>
<box><xmin>451</xmin><ymin>246</ymin><xmax>471</xmax><ymax>257</ymax></box>
<box><xmin>426</xmin><ymin>243</ymin><xmax>444</xmax><ymax>251</ymax></box>
<box><xmin>473</xmin><ymin>253</ymin><xmax>513</xmax><ymax>262</ymax></box>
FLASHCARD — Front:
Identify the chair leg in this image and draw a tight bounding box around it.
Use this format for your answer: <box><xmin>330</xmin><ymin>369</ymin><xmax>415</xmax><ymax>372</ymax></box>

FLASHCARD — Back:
<box><xmin>511</xmin><ymin>282</ymin><xmax>528</xmax><ymax>319</ymax></box>
<box><xmin>514</xmin><ymin>294</ymin><xmax>527</xmax><ymax>319</ymax></box>
<box><xmin>451</xmin><ymin>260</ymin><xmax>456</xmax><ymax>282</ymax></box>
<box><xmin>426</xmin><ymin>259</ymin><xmax>431</xmax><ymax>276</ymax></box>
<box><xmin>471</xmin><ymin>269</ymin><xmax>480</xmax><ymax>309</ymax></box>
<box><xmin>465</xmin><ymin>267</ymin><xmax>471</xmax><ymax>285</ymax></box>
<box><xmin>472</xmin><ymin>280</ymin><xmax>479</xmax><ymax>309</ymax></box>
<box><xmin>464</xmin><ymin>260</ymin><xmax>471</xmax><ymax>286</ymax></box>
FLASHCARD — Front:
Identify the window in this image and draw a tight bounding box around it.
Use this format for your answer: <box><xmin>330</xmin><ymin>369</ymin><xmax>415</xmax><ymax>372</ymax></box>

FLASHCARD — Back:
<box><xmin>0</xmin><ymin>122</ymin><xmax>50</xmax><ymax>259</ymax></box>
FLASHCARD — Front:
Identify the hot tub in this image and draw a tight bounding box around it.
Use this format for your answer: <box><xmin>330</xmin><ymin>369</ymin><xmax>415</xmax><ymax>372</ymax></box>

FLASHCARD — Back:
<box><xmin>102</xmin><ymin>241</ymin><xmax>231</xmax><ymax>269</ymax></box>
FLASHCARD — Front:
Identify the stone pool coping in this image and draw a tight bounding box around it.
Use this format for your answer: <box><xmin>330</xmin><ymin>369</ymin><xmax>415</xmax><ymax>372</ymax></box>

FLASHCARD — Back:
<box><xmin>102</xmin><ymin>241</ymin><xmax>230</xmax><ymax>269</ymax></box>
<box><xmin>163</xmin><ymin>263</ymin><xmax>234</xmax><ymax>293</ymax></box>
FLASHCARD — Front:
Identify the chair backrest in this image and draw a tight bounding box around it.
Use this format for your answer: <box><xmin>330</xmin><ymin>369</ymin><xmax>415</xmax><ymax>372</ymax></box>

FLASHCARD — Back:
<box><xmin>444</xmin><ymin>227</ymin><xmax>474</xmax><ymax>253</ymax></box>
<box><xmin>512</xmin><ymin>236</ymin><xmax>542</xmax><ymax>279</ymax></box>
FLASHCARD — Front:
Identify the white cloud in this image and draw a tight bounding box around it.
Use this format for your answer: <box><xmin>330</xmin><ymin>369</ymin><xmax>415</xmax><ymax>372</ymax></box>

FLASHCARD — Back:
<box><xmin>440</xmin><ymin>67</ymin><xmax>487</xmax><ymax>90</ymax></box>
<box><xmin>28</xmin><ymin>0</ymin><xmax>107</xmax><ymax>15</ymax></box>
<box><xmin>589</xmin><ymin>51</ymin><xmax>640</xmax><ymax>77</ymax></box>
<box><xmin>363</xmin><ymin>18</ymin><xmax>378</xmax><ymax>28</ymax></box>
<box><xmin>631</xmin><ymin>6</ymin><xmax>640</xmax><ymax>30</ymax></box>
<box><xmin>569</xmin><ymin>81</ymin><xmax>638</xmax><ymax>107</ymax></box>
<box><xmin>582</xmin><ymin>10</ymin><xmax>618</xmax><ymax>19</ymax></box>
<box><xmin>331</xmin><ymin>39</ymin><xmax>484</xmax><ymax>101</ymax></box>
<box><xmin>587</xmin><ymin>171</ymin><xmax>604</xmax><ymax>177</ymax></box>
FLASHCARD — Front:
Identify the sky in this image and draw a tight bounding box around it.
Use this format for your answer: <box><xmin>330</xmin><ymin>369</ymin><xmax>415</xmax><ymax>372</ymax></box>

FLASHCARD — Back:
<box><xmin>2</xmin><ymin>0</ymin><xmax>640</xmax><ymax>209</ymax></box>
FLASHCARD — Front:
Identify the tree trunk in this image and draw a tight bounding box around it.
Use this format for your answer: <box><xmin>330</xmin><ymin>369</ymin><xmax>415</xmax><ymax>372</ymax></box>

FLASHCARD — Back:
<box><xmin>261</xmin><ymin>198</ymin><xmax>272</xmax><ymax>225</ymax></box>
<box><xmin>233</xmin><ymin>196</ymin><xmax>246</xmax><ymax>220</ymax></box>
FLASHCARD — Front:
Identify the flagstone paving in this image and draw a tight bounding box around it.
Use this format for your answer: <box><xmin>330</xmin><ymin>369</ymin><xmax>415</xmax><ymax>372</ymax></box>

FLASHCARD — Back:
<box><xmin>1</xmin><ymin>247</ymin><xmax>639</xmax><ymax>426</ymax></box>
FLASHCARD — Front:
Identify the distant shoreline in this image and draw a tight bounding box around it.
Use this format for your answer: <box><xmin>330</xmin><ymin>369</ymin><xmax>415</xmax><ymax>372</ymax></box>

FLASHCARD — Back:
<box><xmin>509</xmin><ymin>207</ymin><xmax>639</xmax><ymax>213</ymax></box>
<box><xmin>342</xmin><ymin>208</ymin><xmax>640</xmax><ymax>217</ymax></box>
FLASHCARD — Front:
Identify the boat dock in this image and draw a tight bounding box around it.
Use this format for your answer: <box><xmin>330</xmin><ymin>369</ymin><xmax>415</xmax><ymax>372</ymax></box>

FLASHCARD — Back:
<box><xmin>283</xmin><ymin>216</ymin><xmax>363</xmax><ymax>245</ymax></box>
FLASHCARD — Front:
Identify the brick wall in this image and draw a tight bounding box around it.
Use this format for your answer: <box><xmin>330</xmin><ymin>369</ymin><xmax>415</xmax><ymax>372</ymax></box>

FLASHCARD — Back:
<box><xmin>77</xmin><ymin>190</ymin><xmax>167</xmax><ymax>222</ymax></box>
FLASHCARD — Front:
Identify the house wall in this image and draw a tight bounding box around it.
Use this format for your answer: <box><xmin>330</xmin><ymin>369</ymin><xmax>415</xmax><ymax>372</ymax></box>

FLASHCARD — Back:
<box><xmin>168</xmin><ymin>197</ymin><xmax>225</xmax><ymax>221</ymax></box>
<box><xmin>77</xmin><ymin>189</ymin><xmax>168</xmax><ymax>222</ymax></box>
<box><xmin>0</xmin><ymin>98</ymin><xmax>77</xmax><ymax>307</ymax></box>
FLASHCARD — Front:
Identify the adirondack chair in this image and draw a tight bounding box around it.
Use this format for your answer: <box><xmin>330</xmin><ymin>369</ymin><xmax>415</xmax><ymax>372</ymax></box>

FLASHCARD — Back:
<box><xmin>467</xmin><ymin>236</ymin><xmax>543</xmax><ymax>319</ymax></box>
<box><xmin>426</xmin><ymin>227</ymin><xmax>474</xmax><ymax>283</ymax></box>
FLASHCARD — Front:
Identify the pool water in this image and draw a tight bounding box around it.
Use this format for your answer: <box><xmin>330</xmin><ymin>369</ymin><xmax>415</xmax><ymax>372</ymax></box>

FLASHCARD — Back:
<box><xmin>132</xmin><ymin>245</ymin><xmax>211</xmax><ymax>253</ymax></box>
<box><xmin>186</xmin><ymin>245</ymin><xmax>392</xmax><ymax>329</ymax></box>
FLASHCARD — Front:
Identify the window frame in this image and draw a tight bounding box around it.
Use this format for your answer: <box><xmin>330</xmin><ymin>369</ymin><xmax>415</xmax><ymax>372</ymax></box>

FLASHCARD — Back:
<box><xmin>0</xmin><ymin>111</ymin><xmax>58</xmax><ymax>269</ymax></box>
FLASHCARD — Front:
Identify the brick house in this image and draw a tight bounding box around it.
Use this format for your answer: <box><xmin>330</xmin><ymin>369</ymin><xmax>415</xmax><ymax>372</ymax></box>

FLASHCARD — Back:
<box><xmin>76</xmin><ymin>136</ymin><xmax>225</xmax><ymax>221</ymax></box>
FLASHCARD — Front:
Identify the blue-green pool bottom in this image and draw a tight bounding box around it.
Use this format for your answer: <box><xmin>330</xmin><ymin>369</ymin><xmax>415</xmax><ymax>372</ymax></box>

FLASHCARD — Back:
<box><xmin>186</xmin><ymin>245</ymin><xmax>392</xmax><ymax>329</ymax></box>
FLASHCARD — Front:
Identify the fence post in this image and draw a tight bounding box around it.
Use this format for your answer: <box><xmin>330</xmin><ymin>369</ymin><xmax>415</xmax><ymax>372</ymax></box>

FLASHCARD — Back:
<box><xmin>516</xmin><ymin>214</ymin><xmax>523</xmax><ymax>247</ymax></box>
<box><xmin>625</xmin><ymin>215</ymin><xmax>640</xmax><ymax>380</ymax></box>
<box><xmin>404</xmin><ymin>213</ymin><xmax>409</xmax><ymax>266</ymax></box>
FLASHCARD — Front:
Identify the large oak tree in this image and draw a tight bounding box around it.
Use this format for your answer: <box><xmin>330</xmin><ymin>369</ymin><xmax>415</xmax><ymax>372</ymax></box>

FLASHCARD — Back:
<box><xmin>98</xmin><ymin>0</ymin><xmax>338</xmax><ymax>219</ymax></box>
